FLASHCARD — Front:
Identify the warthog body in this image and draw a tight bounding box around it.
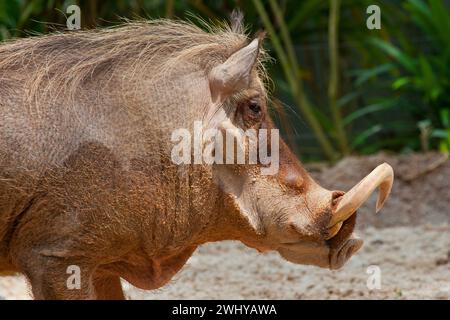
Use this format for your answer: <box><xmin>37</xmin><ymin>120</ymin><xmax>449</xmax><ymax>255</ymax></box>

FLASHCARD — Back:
<box><xmin>0</xmin><ymin>18</ymin><xmax>392</xmax><ymax>299</ymax></box>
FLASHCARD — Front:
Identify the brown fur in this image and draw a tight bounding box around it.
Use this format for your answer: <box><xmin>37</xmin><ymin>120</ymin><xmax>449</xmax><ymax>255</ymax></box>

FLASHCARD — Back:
<box><xmin>0</xmin><ymin>19</ymin><xmax>354</xmax><ymax>299</ymax></box>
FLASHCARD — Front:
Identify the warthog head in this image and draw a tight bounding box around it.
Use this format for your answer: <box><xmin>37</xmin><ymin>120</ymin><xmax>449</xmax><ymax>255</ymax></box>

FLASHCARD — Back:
<box><xmin>199</xmin><ymin>25</ymin><xmax>394</xmax><ymax>270</ymax></box>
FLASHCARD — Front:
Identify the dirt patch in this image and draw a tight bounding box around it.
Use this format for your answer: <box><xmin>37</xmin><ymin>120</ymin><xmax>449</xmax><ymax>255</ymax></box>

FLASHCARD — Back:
<box><xmin>0</xmin><ymin>152</ymin><xmax>449</xmax><ymax>299</ymax></box>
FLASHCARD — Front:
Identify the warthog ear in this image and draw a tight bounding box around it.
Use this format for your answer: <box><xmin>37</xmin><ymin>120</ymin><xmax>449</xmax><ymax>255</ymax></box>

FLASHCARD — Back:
<box><xmin>209</xmin><ymin>38</ymin><xmax>260</xmax><ymax>103</ymax></box>
<box><xmin>230</xmin><ymin>9</ymin><xmax>244</xmax><ymax>33</ymax></box>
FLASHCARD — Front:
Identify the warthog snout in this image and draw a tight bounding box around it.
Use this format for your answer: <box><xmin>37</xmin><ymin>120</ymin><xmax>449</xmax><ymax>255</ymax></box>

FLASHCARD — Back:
<box><xmin>275</xmin><ymin>163</ymin><xmax>394</xmax><ymax>269</ymax></box>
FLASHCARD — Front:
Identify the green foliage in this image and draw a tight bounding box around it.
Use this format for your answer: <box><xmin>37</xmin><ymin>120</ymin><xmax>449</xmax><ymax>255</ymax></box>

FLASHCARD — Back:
<box><xmin>359</xmin><ymin>0</ymin><xmax>450</xmax><ymax>154</ymax></box>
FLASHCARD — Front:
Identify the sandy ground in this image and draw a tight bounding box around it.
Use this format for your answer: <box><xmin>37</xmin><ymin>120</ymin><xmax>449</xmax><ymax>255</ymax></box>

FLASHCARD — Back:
<box><xmin>0</xmin><ymin>152</ymin><xmax>449</xmax><ymax>299</ymax></box>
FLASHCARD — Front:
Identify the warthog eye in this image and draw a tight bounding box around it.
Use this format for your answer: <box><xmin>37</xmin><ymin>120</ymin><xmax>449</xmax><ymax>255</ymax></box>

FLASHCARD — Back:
<box><xmin>248</xmin><ymin>101</ymin><xmax>262</xmax><ymax>118</ymax></box>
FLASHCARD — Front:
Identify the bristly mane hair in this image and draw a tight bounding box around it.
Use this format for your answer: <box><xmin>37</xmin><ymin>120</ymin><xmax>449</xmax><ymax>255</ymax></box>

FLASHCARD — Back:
<box><xmin>0</xmin><ymin>19</ymin><xmax>269</xmax><ymax>106</ymax></box>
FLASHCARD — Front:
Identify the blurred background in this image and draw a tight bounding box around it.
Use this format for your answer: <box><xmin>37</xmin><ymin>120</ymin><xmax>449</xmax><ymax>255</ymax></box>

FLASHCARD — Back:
<box><xmin>0</xmin><ymin>0</ymin><xmax>449</xmax><ymax>300</ymax></box>
<box><xmin>0</xmin><ymin>0</ymin><xmax>449</xmax><ymax>162</ymax></box>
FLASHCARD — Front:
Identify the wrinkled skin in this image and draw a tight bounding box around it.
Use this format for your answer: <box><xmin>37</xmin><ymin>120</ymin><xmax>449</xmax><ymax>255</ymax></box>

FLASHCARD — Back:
<box><xmin>0</xmin><ymin>21</ymin><xmax>385</xmax><ymax>299</ymax></box>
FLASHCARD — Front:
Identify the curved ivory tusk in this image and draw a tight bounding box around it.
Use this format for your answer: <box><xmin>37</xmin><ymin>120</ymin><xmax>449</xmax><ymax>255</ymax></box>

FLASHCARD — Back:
<box><xmin>328</xmin><ymin>163</ymin><xmax>394</xmax><ymax>227</ymax></box>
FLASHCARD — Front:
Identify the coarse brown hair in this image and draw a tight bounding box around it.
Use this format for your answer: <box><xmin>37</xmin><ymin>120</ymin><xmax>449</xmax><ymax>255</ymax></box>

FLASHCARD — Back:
<box><xmin>0</xmin><ymin>19</ymin><xmax>268</xmax><ymax>107</ymax></box>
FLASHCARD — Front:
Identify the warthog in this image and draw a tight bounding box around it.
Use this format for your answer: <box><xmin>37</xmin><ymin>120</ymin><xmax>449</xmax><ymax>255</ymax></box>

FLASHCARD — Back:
<box><xmin>0</xmin><ymin>16</ymin><xmax>393</xmax><ymax>299</ymax></box>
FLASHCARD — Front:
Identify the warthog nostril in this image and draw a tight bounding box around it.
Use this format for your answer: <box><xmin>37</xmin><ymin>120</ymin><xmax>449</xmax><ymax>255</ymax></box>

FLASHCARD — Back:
<box><xmin>331</xmin><ymin>190</ymin><xmax>345</xmax><ymax>208</ymax></box>
<box><xmin>325</xmin><ymin>191</ymin><xmax>346</xmax><ymax>240</ymax></box>
<box><xmin>330</xmin><ymin>237</ymin><xmax>363</xmax><ymax>270</ymax></box>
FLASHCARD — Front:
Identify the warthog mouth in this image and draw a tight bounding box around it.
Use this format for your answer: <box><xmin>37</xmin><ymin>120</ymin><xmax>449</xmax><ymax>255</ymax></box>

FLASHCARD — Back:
<box><xmin>277</xmin><ymin>211</ymin><xmax>362</xmax><ymax>270</ymax></box>
<box><xmin>326</xmin><ymin>162</ymin><xmax>394</xmax><ymax>269</ymax></box>
<box><xmin>326</xmin><ymin>211</ymin><xmax>362</xmax><ymax>270</ymax></box>
<box><xmin>278</xmin><ymin>163</ymin><xmax>393</xmax><ymax>269</ymax></box>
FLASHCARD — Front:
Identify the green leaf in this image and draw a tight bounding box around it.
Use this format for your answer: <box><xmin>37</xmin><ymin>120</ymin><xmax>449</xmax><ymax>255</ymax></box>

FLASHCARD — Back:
<box><xmin>311</xmin><ymin>107</ymin><xmax>334</xmax><ymax>132</ymax></box>
<box><xmin>416</xmin><ymin>54</ymin><xmax>441</xmax><ymax>100</ymax></box>
<box><xmin>344</xmin><ymin>101</ymin><xmax>396</xmax><ymax>126</ymax></box>
<box><xmin>370</xmin><ymin>38</ymin><xmax>416</xmax><ymax>73</ymax></box>
<box><xmin>351</xmin><ymin>125</ymin><xmax>383</xmax><ymax>149</ymax></box>
<box><xmin>439</xmin><ymin>140</ymin><xmax>449</xmax><ymax>154</ymax></box>
<box><xmin>0</xmin><ymin>0</ymin><xmax>21</xmax><ymax>27</ymax></box>
<box><xmin>353</xmin><ymin>63</ymin><xmax>395</xmax><ymax>87</ymax></box>
<box><xmin>429</xmin><ymin>0</ymin><xmax>450</xmax><ymax>46</ymax></box>
<box><xmin>440</xmin><ymin>108</ymin><xmax>450</xmax><ymax>128</ymax></box>
<box><xmin>431</xmin><ymin>129</ymin><xmax>449</xmax><ymax>139</ymax></box>
<box><xmin>16</xmin><ymin>1</ymin><xmax>36</xmax><ymax>30</ymax></box>
<box><xmin>288</xmin><ymin>0</ymin><xmax>325</xmax><ymax>31</ymax></box>
<box><xmin>337</xmin><ymin>91</ymin><xmax>362</xmax><ymax>108</ymax></box>
<box><xmin>392</xmin><ymin>77</ymin><xmax>411</xmax><ymax>90</ymax></box>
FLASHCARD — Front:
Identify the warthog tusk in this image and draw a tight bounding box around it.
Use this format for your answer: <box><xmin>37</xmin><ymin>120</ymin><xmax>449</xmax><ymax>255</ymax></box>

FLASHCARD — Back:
<box><xmin>328</xmin><ymin>163</ymin><xmax>394</xmax><ymax>227</ymax></box>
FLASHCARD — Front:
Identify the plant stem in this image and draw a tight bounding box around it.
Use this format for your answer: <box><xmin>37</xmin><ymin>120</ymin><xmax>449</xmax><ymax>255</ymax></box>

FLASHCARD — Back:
<box><xmin>268</xmin><ymin>0</ymin><xmax>299</xmax><ymax>79</ymax></box>
<box><xmin>253</xmin><ymin>0</ymin><xmax>337</xmax><ymax>161</ymax></box>
<box><xmin>189</xmin><ymin>0</ymin><xmax>217</xmax><ymax>20</ymax></box>
<box><xmin>328</xmin><ymin>0</ymin><xmax>349</xmax><ymax>155</ymax></box>
<box><xmin>165</xmin><ymin>0</ymin><xmax>174</xmax><ymax>18</ymax></box>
